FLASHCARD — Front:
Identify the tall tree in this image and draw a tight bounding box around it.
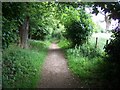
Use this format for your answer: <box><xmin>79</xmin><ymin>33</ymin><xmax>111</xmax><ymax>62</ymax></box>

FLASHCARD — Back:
<box><xmin>2</xmin><ymin>2</ymin><xmax>29</xmax><ymax>49</ymax></box>
<box><xmin>19</xmin><ymin>16</ymin><xmax>29</xmax><ymax>48</ymax></box>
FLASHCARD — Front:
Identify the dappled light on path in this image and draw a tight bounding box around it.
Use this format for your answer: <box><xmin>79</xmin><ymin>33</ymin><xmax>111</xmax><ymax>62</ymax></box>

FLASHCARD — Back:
<box><xmin>38</xmin><ymin>43</ymin><xmax>82</xmax><ymax>88</ymax></box>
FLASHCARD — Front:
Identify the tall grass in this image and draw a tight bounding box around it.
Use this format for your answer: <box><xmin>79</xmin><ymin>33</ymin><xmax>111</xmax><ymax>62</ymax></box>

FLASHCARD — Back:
<box><xmin>66</xmin><ymin>43</ymin><xmax>106</xmax><ymax>87</ymax></box>
<box><xmin>2</xmin><ymin>40</ymin><xmax>49</xmax><ymax>88</ymax></box>
<box><xmin>59</xmin><ymin>36</ymin><xmax>119</xmax><ymax>87</ymax></box>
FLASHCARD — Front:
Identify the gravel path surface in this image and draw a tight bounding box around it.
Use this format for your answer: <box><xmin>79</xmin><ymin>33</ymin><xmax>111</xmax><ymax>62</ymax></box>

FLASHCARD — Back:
<box><xmin>38</xmin><ymin>43</ymin><xmax>82</xmax><ymax>88</ymax></box>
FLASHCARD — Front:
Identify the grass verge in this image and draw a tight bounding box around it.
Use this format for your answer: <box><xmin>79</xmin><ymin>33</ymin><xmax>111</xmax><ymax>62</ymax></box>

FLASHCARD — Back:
<box><xmin>58</xmin><ymin>37</ymin><xmax>120</xmax><ymax>88</ymax></box>
<box><xmin>2</xmin><ymin>40</ymin><xmax>49</xmax><ymax>88</ymax></box>
<box><xmin>65</xmin><ymin>43</ymin><xmax>105</xmax><ymax>87</ymax></box>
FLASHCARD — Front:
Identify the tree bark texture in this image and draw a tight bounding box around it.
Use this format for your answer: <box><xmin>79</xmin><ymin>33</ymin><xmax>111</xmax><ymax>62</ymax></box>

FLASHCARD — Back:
<box><xmin>19</xmin><ymin>16</ymin><xmax>29</xmax><ymax>48</ymax></box>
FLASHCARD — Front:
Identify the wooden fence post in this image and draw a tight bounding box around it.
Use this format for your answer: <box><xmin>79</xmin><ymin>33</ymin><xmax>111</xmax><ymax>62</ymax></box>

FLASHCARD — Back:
<box><xmin>106</xmin><ymin>40</ymin><xmax>109</xmax><ymax>45</ymax></box>
<box><xmin>95</xmin><ymin>37</ymin><xmax>98</xmax><ymax>48</ymax></box>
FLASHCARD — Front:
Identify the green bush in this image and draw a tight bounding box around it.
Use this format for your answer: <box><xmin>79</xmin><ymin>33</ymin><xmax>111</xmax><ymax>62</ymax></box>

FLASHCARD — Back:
<box><xmin>2</xmin><ymin>17</ymin><xmax>18</xmax><ymax>49</ymax></box>
<box><xmin>105</xmin><ymin>29</ymin><xmax>120</xmax><ymax>63</ymax></box>
<box><xmin>104</xmin><ymin>27</ymin><xmax>120</xmax><ymax>87</ymax></box>
<box><xmin>58</xmin><ymin>38</ymin><xmax>71</xmax><ymax>49</ymax></box>
<box><xmin>66</xmin><ymin>9</ymin><xmax>94</xmax><ymax>46</ymax></box>
<box><xmin>2</xmin><ymin>40</ymin><xmax>48</xmax><ymax>88</ymax></box>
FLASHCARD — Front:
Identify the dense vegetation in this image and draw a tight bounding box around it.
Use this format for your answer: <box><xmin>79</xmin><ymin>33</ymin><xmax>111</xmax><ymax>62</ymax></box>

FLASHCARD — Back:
<box><xmin>2</xmin><ymin>1</ymin><xmax>120</xmax><ymax>88</ymax></box>
<box><xmin>2</xmin><ymin>40</ymin><xmax>49</xmax><ymax>88</ymax></box>
<box><xmin>58</xmin><ymin>36</ymin><xmax>119</xmax><ymax>87</ymax></box>
<box><xmin>58</xmin><ymin>2</ymin><xmax>120</xmax><ymax>88</ymax></box>
<box><xmin>2</xmin><ymin>2</ymin><xmax>94</xmax><ymax>49</ymax></box>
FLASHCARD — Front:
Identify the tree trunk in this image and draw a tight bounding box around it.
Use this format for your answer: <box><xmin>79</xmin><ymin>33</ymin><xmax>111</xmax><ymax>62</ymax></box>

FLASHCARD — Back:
<box><xmin>19</xmin><ymin>16</ymin><xmax>29</xmax><ymax>48</ymax></box>
<box><xmin>105</xmin><ymin>14</ymin><xmax>111</xmax><ymax>32</ymax></box>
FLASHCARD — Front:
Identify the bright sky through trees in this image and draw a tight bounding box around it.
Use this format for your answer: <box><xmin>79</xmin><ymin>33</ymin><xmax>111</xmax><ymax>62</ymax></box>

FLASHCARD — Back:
<box><xmin>85</xmin><ymin>7</ymin><xmax>118</xmax><ymax>31</ymax></box>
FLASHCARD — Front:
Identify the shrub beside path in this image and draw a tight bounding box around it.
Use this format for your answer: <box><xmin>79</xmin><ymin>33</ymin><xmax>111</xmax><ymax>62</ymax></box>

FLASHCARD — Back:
<box><xmin>37</xmin><ymin>43</ymin><xmax>83</xmax><ymax>88</ymax></box>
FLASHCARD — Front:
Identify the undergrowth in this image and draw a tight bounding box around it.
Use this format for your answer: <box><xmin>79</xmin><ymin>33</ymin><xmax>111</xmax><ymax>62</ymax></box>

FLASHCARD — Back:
<box><xmin>2</xmin><ymin>40</ymin><xmax>49</xmax><ymax>88</ymax></box>
<box><xmin>59</xmin><ymin>38</ymin><xmax>120</xmax><ymax>88</ymax></box>
<box><xmin>66</xmin><ymin>43</ymin><xmax>105</xmax><ymax>87</ymax></box>
<box><xmin>58</xmin><ymin>39</ymin><xmax>71</xmax><ymax>49</ymax></box>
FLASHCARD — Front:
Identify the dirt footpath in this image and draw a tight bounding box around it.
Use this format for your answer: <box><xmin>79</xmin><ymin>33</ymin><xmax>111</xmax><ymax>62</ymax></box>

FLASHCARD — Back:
<box><xmin>37</xmin><ymin>43</ymin><xmax>83</xmax><ymax>88</ymax></box>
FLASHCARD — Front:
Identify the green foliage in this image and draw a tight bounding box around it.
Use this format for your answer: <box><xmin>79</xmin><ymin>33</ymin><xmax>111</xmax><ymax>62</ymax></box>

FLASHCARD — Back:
<box><xmin>28</xmin><ymin>39</ymin><xmax>51</xmax><ymax>51</ymax></box>
<box><xmin>2</xmin><ymin>2</ymin><xmax>68</xmax><ymax>48</ymax></box>
<box><xmin>58</xmin><ymin>35</ymin><xmax>108</xmax><ymax>86</ymax></box>
<box><xmin>66</xmin><ymin>9</ymin><xmax>94</xmax><ymax>46</ymax></box>
<box><xmin>2</xmin><ymin>17</ymin><xmax>18</xmax><ymax>49</ymax></box>
<box><xmin>67</xmin><ymin>50</ymin><xmax>120</xmax><ymax>87</ymax></box>
<box><xmin>92</xmin><ymin>2</ymin><xmax>120</xmax><ymax>63</ymax></box>
<box><xmin>65</xmin><ymin>43</ymin><xmax>104</xmax><ymax>86</ymax></box>
<box><xmin>100</xmin><ymin>61</ymin><xmax>120</xmax><ymax>88</ymax></box>
<box><xmin>92</xmin><ymin>2</ymin><xmax>120</xmax><ymax>64</ymax></box>
<box><xmin>67</xmin><ymin>42</ymin><xmax>103</xmax><ymax>59</ymax></box>
<box><xmin>63</xmin><ymin>37</ymin><xmax>120</xmax><ymax>87</ymax></box>
<box><xmin>28</xmin><ymin>2</ymin><xmax>66</xmax><ymax>41</ymax></box>
<box><xmin>2</xmin><ymin>2</ymin><xmax>29</xmax><ymax>49</ymax></box>
<box><xmin>67</xmin><ymin>54</ymin><xmax>104</xmax><ymax>79</ymax></box>
<box><xmin>2</xmin><ymin>2</ymin><xmax>95</xmax><ymax>49</ymax></box>
<box><xmin>105</xmin><ymin>29</ymin><xmax>120</xmax><ymax>63</ymax></box>
<box><xmin>89</xmin><ymin>36</ymin><xmax>108</xmax><ymax>52</ymax></box>
<box><xmin>2</xmin><ymin>40</ymin><xmax>48</xmax><ymax>88</ymax></box>
<box><xmin>2</xmin><ymin>2</ymin><xmax>27</xmax><ymax>21</ymax></box>
<box><xmin>58</xmin><ymin>38</ymin><xmax>71</xmax><ymax>49</ymax></box>
<box><xmin>60</xmin><ymin>6</ymin><xmax>80</xmax><ymax>27</ymax></box>
<box><xmin>92</xmin><ymin>2</ymin><xmax>120</xmax><ymax>20</ymax></box>
<box><xmin>30</xmin><ymin>26</ymin><xmax>47</xmax><ymax>40</ymax></box>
